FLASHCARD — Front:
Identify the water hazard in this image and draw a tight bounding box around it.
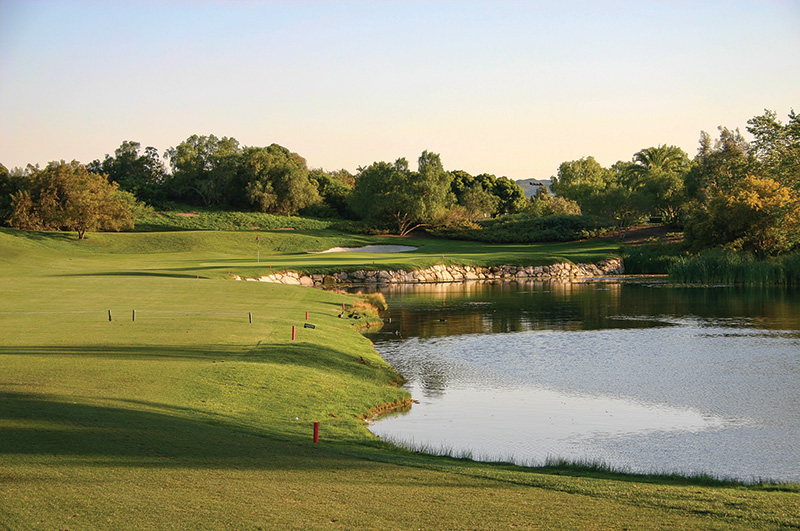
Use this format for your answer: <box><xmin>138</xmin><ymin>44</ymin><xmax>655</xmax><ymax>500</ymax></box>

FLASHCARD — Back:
<box><xmin>363</xmin><ymin>281</ymin><xmax>800</xmax><ymax>483</ymax></box>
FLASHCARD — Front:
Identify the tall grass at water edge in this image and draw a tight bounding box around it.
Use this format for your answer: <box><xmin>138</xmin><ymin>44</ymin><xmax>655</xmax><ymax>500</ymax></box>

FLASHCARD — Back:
<box><xmin>668</xmin><ymin>249</ymin><xmax>800</xmax><ymax>286</ymax></box>
<box><xmin>379</xmin><ymin>435</ymin><xmax>776</xmax><ymax>487</ymax></box>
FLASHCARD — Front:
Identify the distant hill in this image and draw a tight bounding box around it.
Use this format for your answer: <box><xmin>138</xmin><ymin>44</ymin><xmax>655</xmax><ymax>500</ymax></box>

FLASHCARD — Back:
<box><xmin>516</xmin><ymin>178</ymin><xmax>552</xmax><ymax>198</ymax></box>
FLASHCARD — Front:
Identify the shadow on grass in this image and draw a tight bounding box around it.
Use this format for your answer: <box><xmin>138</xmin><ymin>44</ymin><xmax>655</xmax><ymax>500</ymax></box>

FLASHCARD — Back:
<box><xmin>56</xmin><ymin>271</ymin><xmax>202</xmax><ymax>279</ymax></box>
<box><xmin>0</xmin><ymin>389</ymin><xmax>361</xmax><ymax>471</ymax></box>
<box><xmin>0</xmin><ymin>342</ymin><xmax>390</xmax><ymax>381</ymax></box>
<box><xmin>0</xmin><ymin>227</ymin><xmax>77</xmax><ymax>243</ymax></box>
<box><xmin>0</xmin><ymin>344</ymin><xmax>247</xmax><ymax>362</ymax></box>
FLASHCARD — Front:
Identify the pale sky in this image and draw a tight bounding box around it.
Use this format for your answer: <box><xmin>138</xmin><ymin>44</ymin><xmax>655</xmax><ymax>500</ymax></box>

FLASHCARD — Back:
<box><xmin>1</xmin><ymin>1</ymin><xmax>798</xmax><ymax>181</ymax></box>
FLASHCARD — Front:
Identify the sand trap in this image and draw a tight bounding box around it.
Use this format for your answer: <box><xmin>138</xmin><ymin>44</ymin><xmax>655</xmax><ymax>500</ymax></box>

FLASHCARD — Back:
<box><xmin>311</xmin><ymin>245</ymin><xmax>418</xmax><ymax>254</ymax></box>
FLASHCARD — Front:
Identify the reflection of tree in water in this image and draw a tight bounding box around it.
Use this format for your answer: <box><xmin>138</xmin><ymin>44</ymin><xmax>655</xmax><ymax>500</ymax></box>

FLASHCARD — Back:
<box><xmin>371</xmin><ymin>281</ymin><xmax>800</xmax><ymax>399</ymax></box>
<box><xmin>377</xmin><ymin>282</ymin><xmax>800</xmax><ymax>338</ymax></box>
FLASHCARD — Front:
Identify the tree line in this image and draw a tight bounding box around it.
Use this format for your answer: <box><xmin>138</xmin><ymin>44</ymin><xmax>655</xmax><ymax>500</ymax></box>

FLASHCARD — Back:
<box><xmin>550</xmin><ymin>109</ymin><xmax>799</xmax><ymax>256</ymax></box>
<box><xmin>1</xmin><ymin>108</ymin><xmax>797</xmax><ymax>254</ymax></box>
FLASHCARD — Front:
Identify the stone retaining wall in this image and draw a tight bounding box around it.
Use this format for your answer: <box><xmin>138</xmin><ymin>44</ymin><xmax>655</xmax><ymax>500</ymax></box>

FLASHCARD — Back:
<box><xmin>236</xmin><ymin>258</ymin><xmax>624</xmax><ymax>287</ymax></box>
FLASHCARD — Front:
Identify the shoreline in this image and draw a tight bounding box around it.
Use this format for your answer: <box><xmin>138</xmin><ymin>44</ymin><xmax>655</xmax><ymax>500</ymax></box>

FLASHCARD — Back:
<box><xmin>236</xmin><ymin>257</ymin><xmax>625</xmax><ymax>287</ymax></box>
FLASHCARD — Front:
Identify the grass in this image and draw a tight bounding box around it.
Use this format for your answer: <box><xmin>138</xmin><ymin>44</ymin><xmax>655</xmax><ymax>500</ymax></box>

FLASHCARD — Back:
<box><xmin>669</xmin><ymin>249</ymin><xmax>800</xmax><ymax>286</ymax></box>
<box><xmin>1</xmin><ymin>226</ymin><xmax>798</xmax><ymax>530</ymax></box>
<box><xmin>133</xmin><ymin>208</ymin><xmax>334</xmax><ymax>232</ymax></box>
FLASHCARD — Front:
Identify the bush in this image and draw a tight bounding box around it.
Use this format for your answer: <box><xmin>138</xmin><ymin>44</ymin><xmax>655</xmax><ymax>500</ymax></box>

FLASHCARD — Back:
<box><xmin>430</xmin><ymin>214</ymin><xmax>612</xmax><ymax>243</ymax></box>
<box><xmin>622</xmin><ymin>243</ymin><xmax>687</xmax><ymax>275</ymax></box>
<box><xmin>134</xmin><ymin>209</ymin><xmax>332</xmax><ymax>232</ymax></box>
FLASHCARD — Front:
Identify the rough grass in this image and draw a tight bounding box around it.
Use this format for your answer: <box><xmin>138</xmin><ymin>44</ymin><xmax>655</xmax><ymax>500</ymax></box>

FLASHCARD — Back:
<box><xmin>669</xmin><ymin>249</ymin><xmax>800</xmax><ymax>286</ymax></box>
<box><xmin>134</xmin><ymin>208</ymin><xmax>333</xmax><ymax>232</ymax></box>
<box><xmin>0</xmin><ymin>227</ymin><xmax>798</xmax><ymax>530</ymax></box>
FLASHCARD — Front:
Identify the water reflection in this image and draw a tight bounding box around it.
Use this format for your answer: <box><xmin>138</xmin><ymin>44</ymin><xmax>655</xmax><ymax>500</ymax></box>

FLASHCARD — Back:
<box><xmin>365</xmin><ymin>281</ymin><xmax>800</xmax><ymax>482</ymax></box>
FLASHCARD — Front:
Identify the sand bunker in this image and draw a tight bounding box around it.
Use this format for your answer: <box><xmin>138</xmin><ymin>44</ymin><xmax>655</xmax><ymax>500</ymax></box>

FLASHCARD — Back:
<box><xmin>311</xmin><ymin>245</ymin><xmax>418</xmax><ymax>254</ymax></box>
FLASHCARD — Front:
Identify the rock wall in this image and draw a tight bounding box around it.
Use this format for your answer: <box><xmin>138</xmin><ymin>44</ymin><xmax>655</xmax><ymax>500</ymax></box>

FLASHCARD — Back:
<box><xmin>237</xmin><ymin>258</ymin><xmax>624</xmax><ymax>287</ymax></box>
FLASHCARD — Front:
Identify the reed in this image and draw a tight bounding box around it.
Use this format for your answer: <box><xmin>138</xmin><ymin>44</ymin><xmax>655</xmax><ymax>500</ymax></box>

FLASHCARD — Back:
<box><xmin>668</xmin><ymin>249</ymin><xmax>800</xmax><ymax>286</ymax></box>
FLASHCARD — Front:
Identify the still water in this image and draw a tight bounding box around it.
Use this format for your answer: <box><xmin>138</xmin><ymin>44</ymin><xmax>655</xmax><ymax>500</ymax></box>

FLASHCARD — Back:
<box><xmin>363</xmin><ymin>280</ymin><xmax>800</xmax><ymax>483</ymax></box>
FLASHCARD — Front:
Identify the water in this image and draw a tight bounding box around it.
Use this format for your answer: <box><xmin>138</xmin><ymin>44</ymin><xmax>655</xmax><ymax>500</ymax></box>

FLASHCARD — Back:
<box><xmin>363</xmin><ymin>280</ymin><xmax>800</xmax><ymax>483</ymax></box>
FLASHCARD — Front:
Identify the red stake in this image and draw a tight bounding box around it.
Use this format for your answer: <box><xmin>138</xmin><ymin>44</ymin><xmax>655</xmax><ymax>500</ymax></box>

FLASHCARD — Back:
<box><xmin>313</xmin><ymin>422</ymin><xmax>319</xmax><ymax>444</ymax></box>
<box><xmin>292</xmin><ymin>326</ymin><xmax>296</xmax><ymax>341</ymax></box>
<box><xmin>306</xmin><ymin>311</ymin><xmax>309</xmax><ymax>320</ymax></box>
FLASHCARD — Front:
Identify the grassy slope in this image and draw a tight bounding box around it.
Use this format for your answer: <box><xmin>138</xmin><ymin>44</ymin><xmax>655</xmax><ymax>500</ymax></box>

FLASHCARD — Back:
<box><xmin>0</xmin><ymin>227</ymin><xmax>797</xmax><ymax>530</ymax></box>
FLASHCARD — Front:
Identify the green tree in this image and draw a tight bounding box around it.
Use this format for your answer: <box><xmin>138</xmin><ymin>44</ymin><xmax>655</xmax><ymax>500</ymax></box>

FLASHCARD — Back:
<box><xmin>164</xmin><ymin>135</ymin><xmax>243</xmax><ymax>206</ymax></box>
<box><xmin>88</xmin><ymin>141</ymin><xmax>167</xmax><ymax>204</ymax></box>
<box><xmin>241</xmin><ymin>144</ymin><xmax>320</xmax><ymax>215</ymax></box>
<box><xmin>308</xmin><ymin>168</ymin><xmax>355</xmax><ymax>218</ymax></box>
<box><xmin>747</xmin><ymin>109</ymin><xmax>800</xmax><ymax>189</ymax></box>
<box><xmin>0</xmin><ymin>163</ymin><xmax>16</xmax><ymax>225</ymax></box>
<box><xmin>551</xmin><ymin>157</ymin><xmax>611</xmax><ymax>207</ymax></box>
<box><xmin>528</xmin><ymin>189</ymin><xmax>581</xmax><ymax>218</ymax></box>
<box><xmin>629</xmin><ymin>145</ymin><xmax>691</xmax><ymax>222</ymax></box>
<box><xmin>8</xmin><ymin>160</ymin><xmax>136</xmax><ymax>239</ymax></box>
<box><xmin>461</xmin><ymin>183</ymin><xmax>500</xmax><ymax>220</ymax></box>
<box><xmin>492</xmin><ymin>176</ymin><xmax>528</xmax><ymax>215</ymax></box>
<box><xmin>350</xmin><ymin>151</ymin><xmax>453</xmax><ymax>236</ymax></box>
<box><xmin>685</xmin><ymin>175</ymin><xmax>800</xmax><ymax>256</ymax></box>
<box><xmin>685</xmin><ymin>127</ymin><xmax>754</xmax><ymax>203</ymax></box>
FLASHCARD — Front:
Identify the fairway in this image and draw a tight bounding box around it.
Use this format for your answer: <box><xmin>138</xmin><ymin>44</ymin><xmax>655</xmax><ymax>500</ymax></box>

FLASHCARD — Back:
<box><xmin>1</xmin><ymin>228</ymin><xmax>797</xmax><ymax>530</ymax></box>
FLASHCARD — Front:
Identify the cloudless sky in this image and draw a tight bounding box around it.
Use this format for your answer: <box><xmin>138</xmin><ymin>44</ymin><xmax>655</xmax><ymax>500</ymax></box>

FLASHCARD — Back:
<box><xmin>1</xmin><ymin>0</ymin><xmax>798</xmax><ymax>180</ymax></box>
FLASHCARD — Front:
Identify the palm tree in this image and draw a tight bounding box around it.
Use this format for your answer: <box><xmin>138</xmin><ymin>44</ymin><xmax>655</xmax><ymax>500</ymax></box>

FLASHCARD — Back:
<box><xmin>629</xmin><ymin>145</ymin><xmax>691</xmax><ymax>223</ymax></box>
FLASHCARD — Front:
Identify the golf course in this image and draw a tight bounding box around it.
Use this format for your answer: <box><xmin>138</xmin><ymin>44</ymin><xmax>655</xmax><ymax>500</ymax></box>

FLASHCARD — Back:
<box><xmin>1</xmin><ymin>225</ymin><xmax>798</xmax><ymax>530</ymax></box>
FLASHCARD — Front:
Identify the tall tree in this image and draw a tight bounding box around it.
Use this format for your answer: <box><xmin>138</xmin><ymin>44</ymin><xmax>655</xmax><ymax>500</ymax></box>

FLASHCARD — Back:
<box><xmin>241</xmin><ymin>144</ymin><xmax>320</xmax><ymax>215</ymax></box>
<box><xmin>629</xmin><ymin>145</ymin><xmax>691</xmax><ymax>223</ymax></box>
<box><xmin>551</xmin><ymin>157</ymin><xmax>611</xmax><ymax>207</ymax></box>
<box><xmin>164</xmin><ymin>135</ymin><xmax>243</xmax><ymax>206</ymax></box>
<box><xmin>350</xmin><ymin>151</ymin><xmax>453</xmax><ymax>236</ymax></box>
<box><xmin>685</xmin><ymin>127</ymin><xmax>754</xmax><ymax>203</ymax></box>
<box><xmin>308</xmin><ymin>168</ymin><xmax>355</xmax><ymax>218</ymax></box>
<box><xmin>88</xmin><ymin>141</ymin><xmax>167</xmax><ymax>204</ymax></box>
<box><xmin>492</xmin><ymin>176</ymin><xmax>528</xmax><ymax>215</ymax></box>
<box><xmin>747</xmin><ymin>109</ymin><xmax>800</xmax><ymax>189</ymax></box>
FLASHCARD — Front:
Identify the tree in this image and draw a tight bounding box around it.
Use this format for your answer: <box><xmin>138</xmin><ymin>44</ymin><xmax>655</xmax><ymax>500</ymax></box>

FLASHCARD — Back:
<box><xmin>8</xmin><ymin>160</ymin><xmax>136</xmax><ymax>239</ymax></box>
<box><xmin>747</xmin><ymin>109</ymin><xmax>800</xmax><ymax>189</ymax></box>
<box><xmin>350</xmin><ymin>151</ymin><xmax>453</xmax><ymax>236</ymax></box>
<box><xmin>461</xmin><ymin>183</ymin><xmax>500</xmax><ymax>220</ymax></box>
<box><xmin>241</xmin><ymin>144</ymin><xmax>320</xmax><ymax>215</ymax></box>
<box><xmin>551</xmin><ymin>157</ymin><xmax>611</xmax><ymax>207</ymax></box>
<box><xmin>0</xmin><ymin>163</ymin><xmax>16</xmax><ymax>224</ymax></box>
<box><xmin>164</xmin><ymin>135</ymin><xmax>243</xmax><ymax>206</ymax></box>
<box><xmin>629</xmin><ymin>145</ymin><xmax>691</xmax><ymax>223</ymax></box>
<box><xmin>685</xmin><ymin>127</ymin><xmax>755</xmax><ymax>203</ymax></box>
<box><xmin>685</xmin><ymin>175</ymin><xmax>800</xmax><ymax>256</ymax></box>
<box><xmin>492</xmin><ymin>176</ymin><xmax>528</xmax><ymax>215</ymax></box>
<box><xmin>528</xmin><ymin>190</ymin><xmax>581</xmax><ymax>218</ymax></box>
<box><xmin>88</xmin><ymin>141</ymin><xmax>167</xmax><ymax>204</ymax></box>
<box><xmin>308</xmin><ymin>168</ymin><xmax>355</xmax><ymax>218</ymax></box>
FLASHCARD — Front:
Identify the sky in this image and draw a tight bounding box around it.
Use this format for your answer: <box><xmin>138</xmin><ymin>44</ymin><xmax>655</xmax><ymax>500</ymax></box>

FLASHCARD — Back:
<box><xmin>1</xmin><ymin>0</ymin><xmax>798</xmax><ymax>181</ymax></box>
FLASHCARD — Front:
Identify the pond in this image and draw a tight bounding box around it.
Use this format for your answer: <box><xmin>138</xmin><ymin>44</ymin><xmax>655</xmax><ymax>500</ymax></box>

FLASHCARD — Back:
<box><xmin>362</xmin><ymin>280</ymin><xmax>800</xmax><ymax>483</ymax></box>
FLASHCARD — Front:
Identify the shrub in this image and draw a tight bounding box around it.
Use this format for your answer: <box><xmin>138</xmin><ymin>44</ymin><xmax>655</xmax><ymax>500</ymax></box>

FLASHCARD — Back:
<box><xmin>623</xmin><ymin>243</ymin><xmax>687</xmax><ymax>275</ymax></box>
<box><xmin>134</xmin><ymin>209</ymin><xmax>332</xmax><ymax>232</ymax></box>
<box><xmin>431</xmin><ymin>214</ymin><xmax>612</xmax><ymax>243</ymax></box>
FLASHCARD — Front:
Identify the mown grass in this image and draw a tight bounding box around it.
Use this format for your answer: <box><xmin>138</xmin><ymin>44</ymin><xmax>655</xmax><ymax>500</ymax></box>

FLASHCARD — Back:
<box><xmin>1</xmin><ymin>227</ymin><xmax>798</xmax><ymax>530</ymax></box>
